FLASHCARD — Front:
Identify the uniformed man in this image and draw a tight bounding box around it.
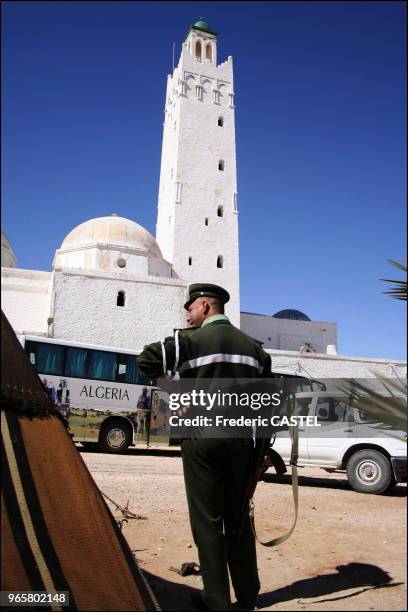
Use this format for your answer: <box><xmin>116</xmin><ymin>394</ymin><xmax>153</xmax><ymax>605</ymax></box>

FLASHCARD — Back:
<box><xmin>137</xmin><ymin>283</ymin><xmax>271</xmax><ymax>611</ymax></box>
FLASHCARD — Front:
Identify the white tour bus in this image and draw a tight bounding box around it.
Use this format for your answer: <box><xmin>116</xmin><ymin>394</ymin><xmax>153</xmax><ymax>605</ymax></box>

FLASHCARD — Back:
<box><xmin>18</xmin><ymin>335</ymin><xmax>172</xmax><ymax>453</ymax></box>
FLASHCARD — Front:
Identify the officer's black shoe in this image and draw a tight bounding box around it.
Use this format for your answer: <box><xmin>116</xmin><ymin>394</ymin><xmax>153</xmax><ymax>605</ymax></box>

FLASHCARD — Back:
<box><xmin>232</xmin><ymin>601</ymin><xmax>257</xmax><ymax>611</ymax></box>
<box><xmin>191</xmin><ymin>591</ymin><xmax>235</xmax><ymax>611</ymax></box>
<box><xmin>190</xmin><ymin>591</ymin><xmax>209</xmax><ymax>611</ymax></box>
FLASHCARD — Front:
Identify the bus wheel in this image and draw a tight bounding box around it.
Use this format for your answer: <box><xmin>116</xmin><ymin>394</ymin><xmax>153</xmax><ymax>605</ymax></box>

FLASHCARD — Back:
<box><xmin>99</xmin><ymin>420</ymin><xmax>132</xmax><ymax>454</ymax></box>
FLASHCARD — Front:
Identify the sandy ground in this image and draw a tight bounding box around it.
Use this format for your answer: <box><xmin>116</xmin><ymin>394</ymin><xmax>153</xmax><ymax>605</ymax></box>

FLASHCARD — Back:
<box><xmin>80</xmin><ymin>447</ymin><xmax>407</xmax><ymax>612</ymax></box>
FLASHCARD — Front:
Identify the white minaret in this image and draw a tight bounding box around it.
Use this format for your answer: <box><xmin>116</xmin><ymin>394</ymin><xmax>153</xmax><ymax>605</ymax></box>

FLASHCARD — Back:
<box><xmin>156</xmin><ymin>20</ymin><xmax>240</xmax><ymax>326</ymax></box>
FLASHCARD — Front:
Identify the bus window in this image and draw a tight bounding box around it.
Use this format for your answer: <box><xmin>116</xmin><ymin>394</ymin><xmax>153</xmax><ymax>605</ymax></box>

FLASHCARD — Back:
<box><xmin>26</xmin><ymin>341</ymin><xmax>37</xmax><ymax>366</ymax></box>
<box><xmin>116</xmin><ymin>354</ymin><xmax>144</xmax><ymax>384</ymax></box>
<box><xmin>36</xmin><ymin>342</ymin><xmax>64</xmax><ymax>376</ymax></box>
<box><xmin>117</xmin><ymin>354</ymin><xmax>131</xmax><ymax>383</ymax></box>
<box><xmin>65</xmin><ymin>347</ymin><xmax>88</xmax><ymax>378</ymax></box>
<box><xmin>88</xmin><ymin>350</ymin><xmax>116</xmax><ymax>382</ymax></box>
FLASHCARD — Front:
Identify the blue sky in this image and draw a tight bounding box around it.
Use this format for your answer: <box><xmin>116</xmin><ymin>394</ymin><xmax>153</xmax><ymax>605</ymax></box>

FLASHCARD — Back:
<box><xmin>2</xmin><ymin>1</ymin><xmax>406</xmax><ymax>359</ymax></box>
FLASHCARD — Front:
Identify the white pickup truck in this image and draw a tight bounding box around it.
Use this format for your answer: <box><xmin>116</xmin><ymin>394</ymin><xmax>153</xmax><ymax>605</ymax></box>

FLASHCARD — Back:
<box><xmin>268</xmin><ymin>391</ymin><xmax>407</xmax><ymax>494</ymax></box>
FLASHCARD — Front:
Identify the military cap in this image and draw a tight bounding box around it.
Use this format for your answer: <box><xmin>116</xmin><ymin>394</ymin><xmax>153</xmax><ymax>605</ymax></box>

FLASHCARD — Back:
<box><xmin>184</xmin><ymin>283</ymin><xmax>230</xmax><ymax>310</ymax></box>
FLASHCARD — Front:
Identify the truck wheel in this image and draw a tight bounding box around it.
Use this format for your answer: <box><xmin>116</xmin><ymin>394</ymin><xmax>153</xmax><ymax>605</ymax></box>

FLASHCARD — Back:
<box><xmin>99</xmin><ymin>420</ymin><xmax>132</xmax><ymax>454</ymax></box>
<box><xmin>346</xmin><ymin>449</ymin><xmax>392</xmax><ymax>494</ymax></box>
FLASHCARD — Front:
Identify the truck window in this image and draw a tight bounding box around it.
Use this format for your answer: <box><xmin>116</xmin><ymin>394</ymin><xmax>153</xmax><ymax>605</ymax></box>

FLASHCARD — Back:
<box><xmin>316</xmin><ymin>397</ymin><xmax>354</xmax><ymax>423</ymax></box>
<box><xmin>296</xmin><ymin>397</ymin><xmax>314</xmax><ymax>417</ymax></box>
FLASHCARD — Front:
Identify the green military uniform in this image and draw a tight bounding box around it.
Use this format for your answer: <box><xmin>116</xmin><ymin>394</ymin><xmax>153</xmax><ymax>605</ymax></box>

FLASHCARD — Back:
<box><xmin>138</xmin><ymin>284</ymin><xmax>271</xmax><ymax>611</ymax></box>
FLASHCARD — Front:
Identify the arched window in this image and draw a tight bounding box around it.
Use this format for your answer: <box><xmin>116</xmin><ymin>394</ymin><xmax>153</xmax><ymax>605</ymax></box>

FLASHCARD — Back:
<box><xmin>205</xmin><ymin>218</ymin><xmax>209</xmax><ymax>226</ymax></box>
<box><xmin>218</xmin><ymin>116</ymin><xmax>224</xmax><ymax>127</ymax></box>
<box><xmin>188</xmin><ymin>256</ymin><xmax>192</xmax><ymax>266</ymax></box>
<box><xmin>195</xmin><ymin>40</ymin><xmax>202</xmax><ymax>59</ymax></box>
<box><xmin>217</xmin><ymin>206</ymin><xmax>224</xmax><ymax>217</ymax></box>
<box><xmin>217</xmin><ymin>256</ymin><xmax>224</xmax><ymax>269</ymax></box>
<box><xmin>218</xmin><ymin>160</ymin><xmax>225</xmax><ymax>171</ymax></box>
<box><xmin>206</xmin><ymin>43</ymin><xmax>212</xmax><ymax>61</ymax></box>
<box><xmin>117</xmin><ymin>291</ymin><xmax>125</xmax><ymax>307</ymax></box>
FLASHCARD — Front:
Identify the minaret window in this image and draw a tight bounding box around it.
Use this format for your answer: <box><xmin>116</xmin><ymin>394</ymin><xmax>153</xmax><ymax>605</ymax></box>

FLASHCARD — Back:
<box><xmin>217</xmin><ymin>256</ymin><xmax>224</xmax><ymax>269</ymax></box>
<box><xmin>188</xmin><ymin>257</ymin><xmax>192</xmax><ymax>266</ymax></box>
<box><xmin>218</xmin><ymin>160</ymin><xmax>225</xmax><ymax>171</ymax></box>
<box><xmin>217</xmin><ymin>206</ymin><xmax>224</xmax><ymax>217</ymax></box>
<box><xmin>206</xmin><ymin>44</ymin><xmax>212</xmax><ymax>61</ymax></box>
<box><xmin>117</xmin><ymin>291</ymin><xmax>126</xmax><ymax>307</ymax></box>
<box><xmin>205</xmin><ymin>218</ymin><xmax>209</xmax><ymax>226</ymax></box>
<box><xmin>195</xmin><ymin>41</ymin><xmax>202</xmax><ymax>59</ymax></box>
<box><xmin>218</xmin><ymin>116</ymin><xmax>224</xmax><ymax>127</ymax></box>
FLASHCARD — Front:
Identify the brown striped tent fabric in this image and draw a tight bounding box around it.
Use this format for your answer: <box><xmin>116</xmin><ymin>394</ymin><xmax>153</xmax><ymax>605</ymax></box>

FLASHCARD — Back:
<box><xmin>1</xmin><ymin>311</ymin><xmax>160</xmax><ymax>611</ymax></box>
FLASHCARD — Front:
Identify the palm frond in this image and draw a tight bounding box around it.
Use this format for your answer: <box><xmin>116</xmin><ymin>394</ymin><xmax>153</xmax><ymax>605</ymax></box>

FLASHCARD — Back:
<box><xmin>380</xmin><ymin>260</ymin><xmax>407</xmax><ymax>301</ymax></box>
<box><xmin>336</xmin><ymin>375</ymin><xmax>407</xmax><ymax>436</ymax></box>
<box><xmin>387</xmin><ymin>259</ymin><xmax>407</xmax><ymax>272</ymax></box>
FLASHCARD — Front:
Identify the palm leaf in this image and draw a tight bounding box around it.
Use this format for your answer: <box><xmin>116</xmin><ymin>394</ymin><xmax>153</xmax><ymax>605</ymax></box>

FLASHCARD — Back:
<box><xmin>337</xmin><ymin>374</ymin><xmax>407</xmax><ymax>436</ymax></box>
<box><xmin>380</xmin><ymin>260</ymin><xmax>407</xmax><ymax>301</ymax></box>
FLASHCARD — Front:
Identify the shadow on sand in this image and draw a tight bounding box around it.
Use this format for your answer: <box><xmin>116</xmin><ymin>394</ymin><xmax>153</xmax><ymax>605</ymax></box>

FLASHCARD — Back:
<box><xmin>257</xmin><ymin>562</ymin><xmax>403</xmax><ymax>608</ymax></box>
<box><xmin>142</xmin><ymin>562</ymin><xmax>403</xmax><ymax>610</ymax></box>
<box><xmin>142</xmin><ymin>569</ymin><xmax>201</xmax><ymax>611</ymax></box>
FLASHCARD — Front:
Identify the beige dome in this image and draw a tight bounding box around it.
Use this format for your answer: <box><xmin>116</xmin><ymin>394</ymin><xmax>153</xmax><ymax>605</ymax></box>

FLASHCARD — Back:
<box><xmin>60</xmin><ymin>215</ymin><xmax>162</xmax><ymax>257</ymax></box>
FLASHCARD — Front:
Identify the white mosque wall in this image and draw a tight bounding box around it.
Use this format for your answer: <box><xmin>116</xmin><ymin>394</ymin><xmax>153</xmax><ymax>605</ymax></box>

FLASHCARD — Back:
<box><xmin>1</xmin><ymin>268</ymin><xmax>51</xmax><ymax>335</ymax></box>
<box><xmin>54</xmin><ymin>245</ymin><xmax>174</xmax><ymax>278</ymax></box>
<box><xmin>241</xmin><ymin>311</ymin><xmax>338</xmax><ymax>353</ymax></box>
<box><xmin>268</xmin><ymin>348</ymin><xmax>407</xmax><ymax>379</ymax></box>
<box><xmin>50</xmin><ymin>267</ymin><xmax>187</xmax><ymax>350</ymax></box>
<box><xmin>1</xmin><ymin>266</ymin><xmax>405</xmax><ymax>379</ymax></box>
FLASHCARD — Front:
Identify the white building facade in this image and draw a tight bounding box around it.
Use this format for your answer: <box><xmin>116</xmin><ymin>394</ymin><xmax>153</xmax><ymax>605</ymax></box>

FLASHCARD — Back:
<box><xmin>241</xmin><ymin>310</ymin><xmax>338</xmax><ymax>354</ymax></box>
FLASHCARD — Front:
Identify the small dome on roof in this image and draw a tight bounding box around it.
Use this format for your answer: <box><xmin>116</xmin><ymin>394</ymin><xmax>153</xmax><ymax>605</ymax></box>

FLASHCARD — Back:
<box><xmin>192</xmin><ymin>20</ymin><xmax>217</xmax><ymax>35</ymax></box>
<box><xmin>272</xmin><ymin>309</ymin><xmax>311</xmax><ymax>322</ymax></box>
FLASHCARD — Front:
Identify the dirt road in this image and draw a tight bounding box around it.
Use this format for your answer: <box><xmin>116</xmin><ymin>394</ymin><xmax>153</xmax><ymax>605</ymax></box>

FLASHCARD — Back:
<box><xmin>81</xmin><ymin>448</ymin><xmax>406</xmax><ymax>611</ymax></box>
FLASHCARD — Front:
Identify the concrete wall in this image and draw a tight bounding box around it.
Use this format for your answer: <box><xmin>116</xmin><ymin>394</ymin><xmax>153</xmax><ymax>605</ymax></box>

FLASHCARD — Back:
<box><xmin>267</xmin><ymin>348</ymin><xmax>407</xmax><ymax>379</ymax></box>
<box><xmin>50</xmin><ymin>267</ymin><xmax>187</xmax><ymax>351</ymax></box>
<box><xmin>241</xmin><ymin>311</ymin><xmax>338</xmax><ymax>353</ymax></box>
<box><xmin>1</xmin><ymin>267</ymin><xmax>51</xmax><ymax>335</ymax></box>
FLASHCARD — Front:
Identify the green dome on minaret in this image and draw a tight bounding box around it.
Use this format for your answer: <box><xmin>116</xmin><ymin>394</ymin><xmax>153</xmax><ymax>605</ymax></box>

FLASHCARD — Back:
<box><xmin>192</xmin><ymin>19</ymin><xmax>217</xmax><ymax>35</ymax></box>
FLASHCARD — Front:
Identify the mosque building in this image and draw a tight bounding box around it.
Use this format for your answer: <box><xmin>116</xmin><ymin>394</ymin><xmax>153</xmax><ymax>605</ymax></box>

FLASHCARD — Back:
<box><xmin>1</xmin><ymin>21</ymin><xmax>405</xmax><ymax>379</ymax></box>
